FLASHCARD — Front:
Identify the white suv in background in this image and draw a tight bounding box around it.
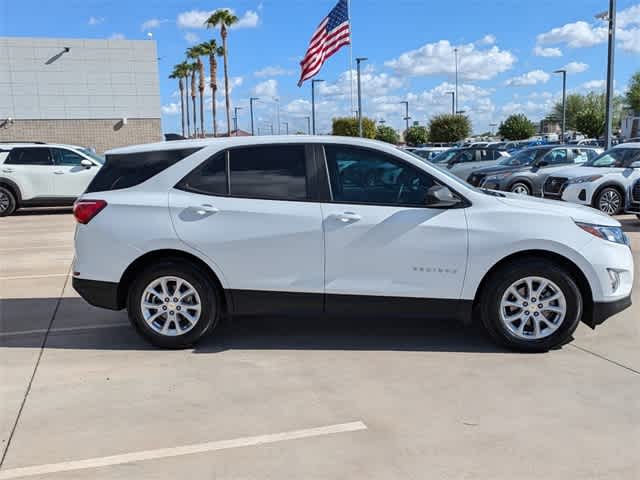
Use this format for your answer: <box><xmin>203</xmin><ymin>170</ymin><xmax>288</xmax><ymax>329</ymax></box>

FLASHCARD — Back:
<box><xmin>0</xmin><ymin>142</ymin><xmax>104</xmax><ymax>216</ymax></box>
<box><xmin>543</xmin><ymin>143</ymin><xmax>640</xmax><ymax>215</ymax></box>
<box><xmin>72</xmin><ymin>136</ymin><xmax>633</xmax><ymax>352</ymax></box>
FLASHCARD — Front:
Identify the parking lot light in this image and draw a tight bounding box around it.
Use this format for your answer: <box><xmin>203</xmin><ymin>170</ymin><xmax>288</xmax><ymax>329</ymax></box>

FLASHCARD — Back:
<box><xmin>553</xmin><ymin>70</ymin><xmax>567</xmax><ymax>143</ymax></box>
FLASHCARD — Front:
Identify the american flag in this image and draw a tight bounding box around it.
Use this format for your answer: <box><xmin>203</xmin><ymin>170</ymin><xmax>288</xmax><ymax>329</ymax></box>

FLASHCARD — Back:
<box><xmin>297</xmin><ymin>0</ymin><xmax>351</xmax><ymax>87</ymax></box>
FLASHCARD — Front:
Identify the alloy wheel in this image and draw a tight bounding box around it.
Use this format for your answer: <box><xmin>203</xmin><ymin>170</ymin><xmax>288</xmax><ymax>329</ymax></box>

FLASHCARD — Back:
<box><xmin>499</xmin><ymin>276</ymin><xmax>567</xmax><ymax>340</ymax></box>
<box><xmin>511</xmin><ymin>184</ymin><xmax>530</xmax><ymax>195</ymax></box>
<box><xmin>0</xmin><ymin>191</ymin><xmax>9</xmax><ymax>213</ymax></box>
<box><xmin>140</xmin><ymin>276</ymin><xmax>202</xmax><ymax>336</ymax></box>
<box><xmin>598</xmin><ymin>190</ymin><xmax>621</xmax><ymax>215</ymax></box>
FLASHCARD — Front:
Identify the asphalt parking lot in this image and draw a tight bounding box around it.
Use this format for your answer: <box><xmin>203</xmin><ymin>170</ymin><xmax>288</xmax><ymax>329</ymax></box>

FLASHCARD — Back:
<box><xmin>0</xmin><ymin>210</ymin><xmax>639</xmax><ymax>479</ymax></box>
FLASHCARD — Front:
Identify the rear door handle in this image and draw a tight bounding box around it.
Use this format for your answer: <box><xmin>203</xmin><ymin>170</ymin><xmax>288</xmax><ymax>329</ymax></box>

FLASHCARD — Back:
<box><xmin>334</xmin><ymin>212</ymin><xmax>361</xmax><ymax>223</ymax></box>
<box><xmin>54</xmin><ymin>171</ymin><xmax>65</xmax><ymax>175</ymax></box>
<box><xmin>193</xmin><ymin>204</ymin><xmax>219</xmax><ymax>215</ymax></box>
<box><xmin>1</xmin><ymin>168</ymin><xmax>14</xmax><ymax>173</ymax></box>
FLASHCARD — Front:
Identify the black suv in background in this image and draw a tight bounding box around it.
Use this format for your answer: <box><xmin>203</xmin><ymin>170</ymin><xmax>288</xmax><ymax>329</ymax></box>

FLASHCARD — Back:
<box><xmin>467</xmin><ymin>145</ymin><xmax>601</xmax><ymax>196</ymax></box>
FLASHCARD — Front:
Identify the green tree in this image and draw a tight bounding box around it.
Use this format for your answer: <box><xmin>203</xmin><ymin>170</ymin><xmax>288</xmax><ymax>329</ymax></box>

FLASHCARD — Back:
<box><xmin>375</xmin><ymin>125</ymin><xmax>399</xmax><ymax>144</ymax></box>
<box><xmin>205</xmin><ymin>9</ymin><xmax>239</xmax><ymax>136</ymax></box>
<box><xmin>498</xmin><ymin>114</ymin><xmax>537</xmax><ymax>140</ymax></box>
<box><xmin>575</xmin><ymin>107</ymin><xmax>605</xmax><ymax>138</ymax></box>
<box><xmin>404</xmin><ymin>125</ymin><xmax>428</xmax><ymax>146</ymax></box>
<box><xmin>428</xmin><ymin>114</ymin><xmax>471</xmax><ymax>143</ymax></box>
<box><xmin>551</xmin><ymin>92</ymin><xmax>624</xmax><ymax>131</ymax></box>
<box><xmin>169</xmin><ymin>62</ymin><xmax>190</xmax><ymax>137</ymax></box>
<box><xmin>626</xmin><ymin>71</ymin><xmax>640</xmax><ymax>113</ymax></box>
<box><xmin>332</xmin><ymin>117</ymin><xmax>376</xmax><ymax>138</ymax></box>
<box><xmin>199</xmin><ymin>40</ymin><xmax>224</xmax><ymax>136</ymax></box>
<box><xmin>187</xmin><ymin>45</ymin><xmax>206</xmax><ymax>137</ymax></box>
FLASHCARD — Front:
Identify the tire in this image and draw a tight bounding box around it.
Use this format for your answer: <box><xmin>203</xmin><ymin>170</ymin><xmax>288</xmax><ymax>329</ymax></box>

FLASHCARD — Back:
<box><xmin>0</xmin><ymin>186</ymin><xmax>17</xmax><ymax>217</ymax></box>
<box><xmin>479</xmin><ymin>258</ymin><xmax>582</xmax><ymax>353</ymax></box>
<box><xmin>594</xmin><ymin>187</ymin><xmax>623</xmax><ymax>215</ymax></box>
<box><xmin>127</xmin><ymin>260</ymin><xmax>220</xmax><ymax>348</ymax></box>
<box><xmin>509</xmin><ymin>182</ymin><xmax>531</xmax><ymax>196</ymax></box>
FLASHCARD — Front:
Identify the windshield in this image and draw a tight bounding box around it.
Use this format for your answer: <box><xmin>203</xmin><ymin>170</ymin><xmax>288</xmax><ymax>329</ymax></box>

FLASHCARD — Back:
<box><xmin>80</xmin><ymin>148</ymin><xmax>105</xmax><ymax>164</ymax></box>
<box><xmin>497</xmin><ymin>148</ymin><xmax>547</xmax><ymax>167</ymax></box>
<box><xmin>583</xmin><ymin>148</ymin><xmax>640</xmax><ymax>168</ymax></box>
<box><xmin>430</xmin><ymin>149</ymin><xmax>458</xmax><ymax>163</ymax></box>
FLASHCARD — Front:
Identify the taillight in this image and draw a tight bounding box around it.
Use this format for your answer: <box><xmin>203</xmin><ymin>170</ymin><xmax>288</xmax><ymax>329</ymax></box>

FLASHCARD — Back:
<box><xmin>73</xmin><ymin>199</ymin><xmax>107</xmax><ymax>224</ymax></box>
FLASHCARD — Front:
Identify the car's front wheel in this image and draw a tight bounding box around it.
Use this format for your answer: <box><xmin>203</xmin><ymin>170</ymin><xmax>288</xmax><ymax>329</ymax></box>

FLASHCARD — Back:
<box><xmin>595</xmin><ymin>187</ymin><xmax>623</xmax><ymax>215</ymax></box>
<box><xmin>0</xmin><ymin>186</ymin><xmax>17</xmax><ymax>217</ymax></box>
<box><xmin>509</xmin><ymin>182</ymin><xmax>531</xmax><ymax>195</ymax></box>
<box><xmin>479</xmin><ymin>259</ymin><xmax>582</xmax><ymax>352</ymax></box>
<box><xmin>127</xmin><ymin>260</ymin><xmax>220</xmax><ymax>348</ymax></box>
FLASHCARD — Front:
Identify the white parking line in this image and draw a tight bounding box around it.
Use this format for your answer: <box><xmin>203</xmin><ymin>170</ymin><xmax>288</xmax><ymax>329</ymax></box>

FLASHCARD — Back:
<box><xmin>0</xmin><ymin>322</ymin><xmax>130</xmax><ymax>338</ymax></box>
<box><xmin>0</xmin><ymin>274</ymin><xmax>69</xmax><ymax>281</ymax></box>
<box><xmin>0</xmin><ymin>421</ymin><xmax>367</xmax><ymax>479</ymax></box>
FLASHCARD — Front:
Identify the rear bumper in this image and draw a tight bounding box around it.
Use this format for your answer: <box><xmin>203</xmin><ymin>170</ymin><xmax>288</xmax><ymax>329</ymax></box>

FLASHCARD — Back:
<box><xmin>72</xmin><ymin>277</ymin><xmax>122</xmax><ymax>310</ymax></box>
<box><xmin>583</xmin><ymin>295</ymin><xmax>632</xmax><ymax>329</ymax></box>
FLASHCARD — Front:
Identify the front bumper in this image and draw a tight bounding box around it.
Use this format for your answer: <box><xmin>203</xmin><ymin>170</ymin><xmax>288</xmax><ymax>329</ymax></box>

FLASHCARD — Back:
<box><xmin>561</xmin><ymin>184</ymin><xmax>593</xmax><ymax>206</ymax></box>
<box><xmin>584</xmin><ymin>295</ymin><xmax>632</xmax><ymax>328</ymax></box>
<box><xmin>72</xmin><ymin>277</ymin><xmax>122</xmax><ymax>310</ymax></box>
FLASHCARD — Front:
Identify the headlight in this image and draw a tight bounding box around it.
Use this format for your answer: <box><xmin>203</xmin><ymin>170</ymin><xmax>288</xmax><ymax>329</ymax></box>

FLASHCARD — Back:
<box><xmin>576</xmin><ymin>222</ymin><xmax>629</xmax><ymax>245</ymax></box>
<box><xmin>567</xmin><ymin>175</ymin><xmax>603</xmax><ymax>184</ymax></box>
<box><xmin>486</xmin><ymin>172</ymin><xmax>513</xmax><ymax>181</ymax></box>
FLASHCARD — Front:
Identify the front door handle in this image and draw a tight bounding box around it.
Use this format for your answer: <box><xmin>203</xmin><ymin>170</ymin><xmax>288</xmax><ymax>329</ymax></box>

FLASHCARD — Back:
<box><xmin>334</xmin><ymin>212</ymin><xmax>361</xmax><ymax>223</ymax></box>
<box><xmin>54</xmin><ymin>171</ymin><xmax>65</xmax><ymax>175</ymax></box>
<box><xmin>193</xmin><ymin>204</ymin><xmax>219</xmax><ymax>215</ymax></box>
<box><xmin>1</xmin><ymin>168</ymin><xmax>14</xmax><ymax>173</ymax></box>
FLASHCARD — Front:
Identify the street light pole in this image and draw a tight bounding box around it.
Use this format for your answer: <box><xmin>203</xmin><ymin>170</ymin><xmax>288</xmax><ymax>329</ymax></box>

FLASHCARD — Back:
<box><xmin>356</xmin><ymin>57</ymin><xmax>367</xmax><ymax>137</ymax></box>
<box><xmin>233</xmin><ymin>106</ymin><xmax>243</xmax><ymax>134</ymax></box>
<box><xmin>445</xmin><ymin>91</ymin><xmax>455</xmax><ymax>115</ymax></box>
<box><xmin>305</xmin><ymin>116</ymin><xmax>311</xmax><ymax>135</ymax></box>
<box><xmin>249</xmin><ymin>97</ymin><xmax>259</xmax><ymax>136</ymax></box>
<box><xmin>311</xmin><ymin>79</ymin><xmax>324</xmax><ymax>135</ymax></box>
<box><xmin>454</xmin><ymin>47</ymin><xmax>459</xmax><ymax>115</ymax></box>
<box><xmin>598</xmin><ymin>0</ymin><xmax>617</xmax><ymax>149</ymax></box>
<box><xmin>553</xmin><ymin>70</ymin><xmax>567</xmax><ymax>143</ymax></box>
<box><xmin>273</xmin><ymin>97</ymin><xmax>280</xmax><ymax>134</ymax></box>
<box><xmin>400</xmin><ymin>101</ymin><xmax>410</xmax><ymax>132</ymax></box>
<box><xmin>282</xmin><ymin>121</ymin><xmax>289</xmax><ymax>135</ymax></box>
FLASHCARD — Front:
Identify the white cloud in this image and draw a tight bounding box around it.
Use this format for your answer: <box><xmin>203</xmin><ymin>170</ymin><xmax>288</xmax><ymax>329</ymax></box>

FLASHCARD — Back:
<box><xmin>580</xmin><ymin>80</ymin><xmax>606</xmax><ymax>91</ymax></box>
<box><xmin>537</xmin><ymin>21</ymin><xmax>607</xmax><ymax>48</ymax></box>
<box><xmin>478</xmin><ymin>34</ymin><xmax>496</xmax><ymax>46</ymax></box>
<box><xmin>88</xmin><ymin>16</ymin><xmax>104</xmax><ymax>26</ymax></box>
<box><xmin>161</xmin><ymin>103</ymin><xmax>180</xmax><ymax>115</ymax></box>
<box><xmin>141</xmin><ymin>18</ymin><xmax>168</xmax><ymax>31</ymax></box>
<box><xmin>561</xmin><ymin>61</ymin><xmax>589</xmax><ymax>74</ymax></box>
<box><xmin>254</xmin><ymin>66</ymin><xmax>294</xmax><ymax>77</ymax></box>
<box><xmin>533</xmin><ymin>46</ymin><xmax>563</xmax><ymax>57</ymax></box>
<box><xmin>618</xmin><ymin>28</ymin><xmax>640</xmax><ymax>53</ymax></box>
<box><xmin>177</xmin><ymin>9</ymin><xmax>260</xmax><ymax>30</ymax></box>
<box><xmin>500</xmin><ymin>99</ymin><xmax>555</xmax><ymax>119</ymax></box>
<box><xmin>617</xmin><ymin>5</ymin><xmax>640</xmax><ymax>29</ymax></box>
<box><xmin>505</xmin><ymin>70</ymin><xmax>550</xmax><ymax>87</ymax></box>
<box><xmin>109</xmin><ymin>33</ymin><xmax>125</xmax><ymax>40</ymax></box>
<box><xmin>284</xmin><ymin>98</ymin><xmax>312</xmax><ymax>116</ymax></box>
<box><xmin>320</xmin><ymin>67</ymin><xmax>404</xmax><ymax>99</ymax></box>
<box><xmin>251</xmin><ymin>79</ymin><xmax>278</xmax><ymax>97</ymax></box>
<box><xmin>385</xmin><ymin>40</ymin><xmax>516</xmax><ymax>81</ymax></box>
<box><xmin>184</xmin><ymin>32</ymin><xmax>200</xmax><ymax>44</ymax></box>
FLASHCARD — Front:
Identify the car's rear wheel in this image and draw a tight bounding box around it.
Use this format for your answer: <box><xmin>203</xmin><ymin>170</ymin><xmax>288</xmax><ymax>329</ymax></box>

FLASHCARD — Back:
<box><xmin>595</xmin><ymin>187</ymin><xmax>623</xmax><ymax>215</ymax></box>
<box><xmin>479</xmin><ymin>259</ymin><xmax>582</xmax><ymax>352</ymax></box>
<box><xmin>0</xmin><ymin>186</ymin><xmax>17</xmax><ymax>217</ymax></box>
<box><xmin>509</xmin><ymin>182</ymin><xmax>531</xmax><ymax>195</ymax></box>
<box><xmin>127</xmin><ymin>261</ymin><xmax>219</xmax><ymax>348</ymax></box>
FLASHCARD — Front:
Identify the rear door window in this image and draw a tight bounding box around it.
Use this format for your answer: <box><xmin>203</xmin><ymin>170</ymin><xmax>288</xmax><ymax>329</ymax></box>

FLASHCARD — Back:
<box><xmin>52</xmin><ymin>148</ymin><xmax>86</xmax><ymax>166</ymax></box>
<box><xmin>4</xmin><ymin>147</ymin><xmax>54</xmax><ymax>166</ymax></box>
<box><xmin>228</xmin><ymin>145</ymin><xmax>308</xmax><ymax>200</ymax></box>
<box><xmin>175</xmin><ymin>152</ymin><xmax>227</xmax><ymax>196</ymax></box>
<box><xmin>86</xmin><ymin>148</ymin><xmax>202</xmax><ymax>193</ymax></box>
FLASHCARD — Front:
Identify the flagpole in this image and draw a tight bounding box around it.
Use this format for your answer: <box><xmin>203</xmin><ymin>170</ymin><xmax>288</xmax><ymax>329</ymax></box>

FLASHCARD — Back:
<box><xmin>348</xmin><ymin>0</ymin><xmax>355</xmax><ymax>117</ymax></box>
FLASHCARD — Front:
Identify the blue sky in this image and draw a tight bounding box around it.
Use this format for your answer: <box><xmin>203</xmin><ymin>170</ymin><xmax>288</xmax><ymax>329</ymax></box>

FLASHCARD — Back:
<box><xmin>2</xmin><ymin>0</ymin><xmax>639</xmax><ymax>134</ymax></box>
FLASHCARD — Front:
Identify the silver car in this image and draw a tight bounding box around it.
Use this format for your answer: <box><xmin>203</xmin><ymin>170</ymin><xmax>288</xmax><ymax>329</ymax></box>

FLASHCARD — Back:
<box><xmin>430</xmin><ymin>147</ymin><xmax>510</xmax><ymax>180</ymax></box>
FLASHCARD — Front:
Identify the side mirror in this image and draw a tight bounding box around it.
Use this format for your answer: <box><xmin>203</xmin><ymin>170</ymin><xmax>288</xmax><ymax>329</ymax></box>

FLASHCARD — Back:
<box><xmin>81</xmin><ymin>159</ymin><xmax>93</xmax><ymax>168</ymax></box>
<box><xmin>630</xmin><ymin>161</ymin><xmax>640</xmax><ymax>169</ymax></box>
<box><xmin>537</xmin><ymin>160</ymin><xmax>549</xmax><ymax>167</ymax></box>
<box><xmin>425</xmin><ymin>185</ymin><xmax>461</xmax><ymax>208</ymax></box>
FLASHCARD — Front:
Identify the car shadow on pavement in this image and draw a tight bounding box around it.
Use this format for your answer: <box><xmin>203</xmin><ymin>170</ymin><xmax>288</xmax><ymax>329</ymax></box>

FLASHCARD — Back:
<box><xmin>13</xmin><ymin>207</ymin><xmax>73</xmax><ymax>216</ymax></box>
<box><xmin>619</xmin><ymin>217</ymin><xmax>640</xmax><ymax>233</ymax></box>
<box><xmin>0</xmin><ymin>297</ymin><xmax>507</xmax><ymax>354</ymax></box>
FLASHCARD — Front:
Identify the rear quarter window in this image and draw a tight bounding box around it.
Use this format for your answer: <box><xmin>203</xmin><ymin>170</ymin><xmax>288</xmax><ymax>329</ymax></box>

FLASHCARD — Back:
<box><xmin>86</xmin><ymin>147</ymin><xmax>202</xmax><ymax>193</ymax></box>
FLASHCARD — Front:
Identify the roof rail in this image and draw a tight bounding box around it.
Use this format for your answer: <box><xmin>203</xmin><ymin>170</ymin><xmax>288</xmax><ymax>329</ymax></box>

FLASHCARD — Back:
<box><xmin>0</xmin><ymin>141</ymin><xmax>47</xmax><ymax>144</ymax></box>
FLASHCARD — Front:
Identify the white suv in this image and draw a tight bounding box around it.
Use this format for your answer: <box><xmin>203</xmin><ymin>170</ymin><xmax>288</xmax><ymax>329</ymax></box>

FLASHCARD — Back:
<box><xmin>72</xmin><ymin>136</ymin><xmax>634</xmax><ymax>352</ymax></box>
<box><xmin>0</xmin><ymin>142</ymin><xmax>104</xmax><ymax>216</ymax></box>
<box><xmin>543</xmin><ymin>143</ymin><xmax>640</xmax><ymax>215</ymax></box>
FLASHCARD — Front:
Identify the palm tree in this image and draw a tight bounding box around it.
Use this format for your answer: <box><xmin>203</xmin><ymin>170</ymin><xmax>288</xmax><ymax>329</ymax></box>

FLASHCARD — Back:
<box><xmin>187</xmin><ymin>46</ymin><xmax>206</xmax><ymax>138</ymax></box>
<box><xmin>169</xmin><ymin>63</ymin><xmax>189</xmax><ymax>137</ymax></box>
<box><xmin>187</xmin><ymin>62</ymin><xmax>198</xmax><ymax>137</ymax></box>
<box><xmin>199</xmin><ymin>40</ymin><xmax>224</xmax><ymax>136</ymax></box>
<box><xmin>205</xmin><ymin>9</ymin><xmax>238</xmax><ymax>136</ymax></box>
